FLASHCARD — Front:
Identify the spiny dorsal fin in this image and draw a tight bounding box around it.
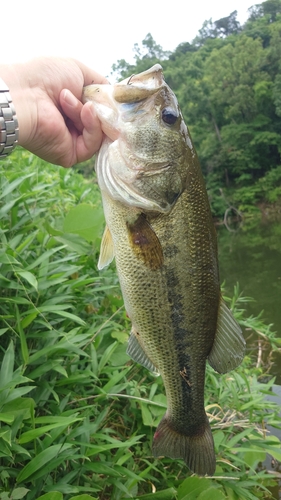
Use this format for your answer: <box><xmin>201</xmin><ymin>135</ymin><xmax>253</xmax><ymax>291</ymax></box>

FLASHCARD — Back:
<box><xmin>127</xmin><ymin>326</ymin><xmax>159</xmax><ymax>376</ymax></box>
<box><xmin>208</xmin><ymin>298</ymin><xmax>246</xmax><ymax>374</ymax></box>
<box><xmin>98</xmin><ymin>225</ymin><xmax>115</xmax><ymax>270</ymax></box>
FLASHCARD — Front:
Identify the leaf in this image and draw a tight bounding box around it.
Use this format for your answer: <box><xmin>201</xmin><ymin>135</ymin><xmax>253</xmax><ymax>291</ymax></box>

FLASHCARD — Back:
<box><xmin>0</xmin><ymin>197</ymin><xmax>22</xmax><ymax>217</ymax></box>
<box><xmin>16</xmin><ymin>271</ymin><xmax>38</xmax><ymax>291</ymax></box>
<box><xmin>137</xmin><ymin>488</ymin><xmax>177</xmax><ymax>499</ymax></box>
<box><xmin>21</xmin><ymin>312</ymin><xmax>38</xmax><ymax>329</ymax></box>
<box><xmin>3</xmin><ymin>386</ymin><xmax>36</xmax><ymax>404</ymax></box>
<box><xmin>36</xmin><ymin>493</ymin><xmax>63</xmax><ymax>500</ymax></box>
<box><xmin>22</xmin><ymin>305</ymin><xmax>86</xmax><ymax>326</ymax></box>
<box><xmin>242</xmin><ymin>450</ymin><xmax>266</xmax><ymax>468</ymax></box>
<box><xmin>0</xmin><ymin>412</ymin><xmax>15</xmax><ymax>424</ymax></box>
<box><xmin>19</xmin><ymin>417</ymin><xmax>82</xmax><ymax>444</ymax></box>
<box><xmin>25</xmin><ymin>246</ymin><xmax>66</xmax><ymax>271</ymax></box>
<box><xmin>2</xmin><ymin>397</ymin><xmax>34</xmax><ymax>418</ymax></box>
<box><xmin>86</xmin><ymin>461</ymin><xmax>122</xmax><ymax>477</ymax></box>
<box><xmin>213</xmin><ymin>430</ymin><xmax>225</xmax><ymax>450</ymax></box>
<box><xmin>178</xmin><ymin>477</ymin><xmax>213</xmax><ymax>500</ymax></box>
<box><xmin>102</xmin><ymin>366</ymin><xmax>131</xmax><ymax>393</ymax></box>
<box><xmin>12</xmin><ymin>443</ymin><xmax>32</xmax><ymax>459</ymax></box>
<box><xmin>28</xmin><ymin>361</ymin><xmax>67</xmax><ymax>380</ymax></box>
<box><xmin>17</xmin><ymin>444</ymin><xmax>73</xmax><ymax>483</ymax></box>
<box><xmin>0</xmin><ymin>173</ymin><xmax>34</xmax><ymax>198</ymax></box>
<box><xmin>0</xmin><ymin>428</ymin><xmax>11</xmax><ymax>444</ymax></box>
<box><xmin>0</xmin><ymin>253</ymin><xmax>21</xmax><ymax>265</ymax></box>
<box><xmin>49</xmin><ymin>310</ymin><xmax>86</xmax><ymax>325</ymax></box>
<box><xmin>141</xmin><ymin>403</ymin><xmax>154</xmax><ymax>426</ymax></box>
<box><xmin>111</xmin><ymin>330</ymin><xmax>128</xmax><ymax>343</ymax></box>
<box><xmin>44</xmin><ymin>220</ymin><xmax>64</xmax><ymax>236</ymax></box>
<box><xmin>54</xmin><ymin>234</ymin><xmax>91</xmax><ymax>255</ymax></box>
<box><xmin>15</xmin><ymin>232</ymin><xmax>38</xmax><ymax>254</ymax></box>
<box><xmin>63</xmin><ymin>204</ymin><xmax>104</xmax><ymax>242</ymax></box>
<box><xmin>85</xmin><ymin>435</ymin><xmax>144</xmax><ymax>457</ymax></box>
<box><xmin>15</xmin><ymin>305</ymin><xmax>29</xmax><ymax>365</ymax></box>
<box><xmin>226</xmin><ymin>427</ymin><xmax>255</xmax><ymax>449</ymax></box>
<box><xmin>198</xmin><ymin>487</ymin><xmax>226</xmax><ymax>500</ymax></box>
<box><xmin>9</xmin><ymin>488</ymin><xmax>30</xmax><ymax>499</ymax></box>
<box><xmin>98</xmin><ymin>341</ymin><xmax>118</xmax><ymax>374</ymax></box>
<box><xmin>0</xmin><ymin>341</ymin><xmax>15</xmax><ymax>388</ymax></box>
<box><xmin>0</xmin><ymin>438</ymin><xmax>12</xmax><ymax>457</ymax></box>
<box><xmin>0</xmin><ymin>297</ymin><xmax>31</xmax><ymax>305</ymax></box>
<box><xmin>70</xmin><ymin>495</ymin><xmax>98</xmax><ymax>500</ymax></box>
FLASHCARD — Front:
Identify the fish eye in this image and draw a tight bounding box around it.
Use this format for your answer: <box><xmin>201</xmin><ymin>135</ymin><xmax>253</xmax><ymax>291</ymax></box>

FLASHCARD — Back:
<box><xmin>162</xmin><ymin>108</ymin><xmax>179</xmax><ymax>125</ymax></box>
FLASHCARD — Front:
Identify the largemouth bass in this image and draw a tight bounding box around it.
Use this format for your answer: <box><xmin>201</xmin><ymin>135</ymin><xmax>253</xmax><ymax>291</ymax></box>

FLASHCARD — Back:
<box><xmin>83</xmin><ymin>65</ymin><xmax>245</xmax><ymax>476</ymax></box>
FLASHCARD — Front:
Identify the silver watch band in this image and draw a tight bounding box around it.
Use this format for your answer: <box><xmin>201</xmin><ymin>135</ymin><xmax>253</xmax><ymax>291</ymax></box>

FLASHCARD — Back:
<box><xmin>0</xmin><ymin>77</ymin><xmax>19</xmax><ymax>158</ymax></box>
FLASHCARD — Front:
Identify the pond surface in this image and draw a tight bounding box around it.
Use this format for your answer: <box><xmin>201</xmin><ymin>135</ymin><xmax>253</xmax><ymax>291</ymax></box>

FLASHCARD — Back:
<box><xmin>217</xmin><ymin>216</ymin><xmax>281</xmax><ymax>381</ymax></box>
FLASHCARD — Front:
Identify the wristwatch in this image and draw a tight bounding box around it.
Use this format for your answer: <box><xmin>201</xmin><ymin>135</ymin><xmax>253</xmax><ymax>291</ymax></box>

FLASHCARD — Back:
<box><xmin>0</xmin><ymin>78</ymin><xmax>19</xmax><ymax>158</ymax></box>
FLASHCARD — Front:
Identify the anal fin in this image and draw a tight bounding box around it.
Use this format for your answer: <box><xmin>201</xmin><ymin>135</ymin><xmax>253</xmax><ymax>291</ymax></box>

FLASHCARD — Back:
<box><xmin>208</xmin><ymin>298</ymin><xmax>246</xmax><ymax>374</ymax></box>
<box><xmin>127</xmin><ymin>327</ymin><xmax>159</xmax><ymax>376</ymax></box>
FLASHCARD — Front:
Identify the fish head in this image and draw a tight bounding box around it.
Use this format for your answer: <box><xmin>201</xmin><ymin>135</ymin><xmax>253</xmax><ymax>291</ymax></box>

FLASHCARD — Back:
<box><xmin>83</xmin><ymin>65</ymin><xmax>195</xmax><ymax>213</ymax></box>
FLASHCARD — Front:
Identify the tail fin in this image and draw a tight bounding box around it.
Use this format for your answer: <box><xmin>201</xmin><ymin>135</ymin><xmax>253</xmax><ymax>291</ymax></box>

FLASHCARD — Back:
<box><xmin>152</xmin><ymin>413</ymin><xmax>216</xmax><ymax>476</ymax></box>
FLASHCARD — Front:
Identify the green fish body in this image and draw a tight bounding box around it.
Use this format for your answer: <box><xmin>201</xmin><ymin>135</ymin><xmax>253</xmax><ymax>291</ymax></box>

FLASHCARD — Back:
<box><xmin>83</xmin><ymin>65</ymin><xmax>245</xmax><ymax>476</ymax></box>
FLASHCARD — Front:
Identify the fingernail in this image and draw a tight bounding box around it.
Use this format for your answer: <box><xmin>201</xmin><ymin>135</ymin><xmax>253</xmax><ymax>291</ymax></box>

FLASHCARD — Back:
<box><xmin>63</xmin><ymin>89</ymin><xmax>77</xmax><ymax>107</ymax></box>
<box><xmin>88</xmin><ymin>101</ymin><xmax>97</xmax><ymax>117</ymax></box>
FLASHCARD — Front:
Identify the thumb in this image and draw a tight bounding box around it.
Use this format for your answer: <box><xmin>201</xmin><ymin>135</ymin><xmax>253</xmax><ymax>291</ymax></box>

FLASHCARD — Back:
<box><xmin>75</xmin><ymin>101</ymin><xmax>103</xmax><ymax>163</ymax></box>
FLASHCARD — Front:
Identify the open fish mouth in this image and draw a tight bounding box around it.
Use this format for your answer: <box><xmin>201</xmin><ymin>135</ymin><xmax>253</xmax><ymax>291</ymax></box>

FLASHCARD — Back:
<box><xmin>83</xmin><ymin>64</ymin><xmax>165</xmax><ymax>105</ymax></box>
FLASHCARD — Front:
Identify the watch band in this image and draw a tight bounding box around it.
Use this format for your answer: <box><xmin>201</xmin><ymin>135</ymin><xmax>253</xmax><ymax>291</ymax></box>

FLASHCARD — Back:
<box><xmin>0</xmin><ymin>78</ymin><xmax>19</xmax><ymax>158</ymax></box>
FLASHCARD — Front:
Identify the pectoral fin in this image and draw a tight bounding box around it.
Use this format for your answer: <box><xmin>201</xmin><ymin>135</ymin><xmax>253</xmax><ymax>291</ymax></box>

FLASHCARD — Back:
<box><xmin>127</xmin><ymin>326</ymin><xmax>159</xmax><ymax>375</ymax></box>
<box><xmin>208</xmin><ymin>298</ymin><xmax>246</xmax><ymax>374</ymax></box>
<box><xmin>127</xmin><ymin>214</ymin><xmax>163</xmax><ymax>271</ymax></box>
<box><xmin>98</xmin><ymin>225</ymin><xmax>115</xmax><ymax>270</ymax></box>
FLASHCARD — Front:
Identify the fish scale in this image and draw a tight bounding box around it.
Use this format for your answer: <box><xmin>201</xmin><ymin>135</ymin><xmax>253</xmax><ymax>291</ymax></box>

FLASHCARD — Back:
<box><xmin>83</xmin><ymin>64</ymin><xmax>246</xmax><ymax>476</ymax></box>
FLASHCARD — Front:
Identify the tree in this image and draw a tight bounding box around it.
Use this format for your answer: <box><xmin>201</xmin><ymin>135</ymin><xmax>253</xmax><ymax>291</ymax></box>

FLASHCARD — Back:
<box><xmin>134</xmin><ymin>33</ymin><xmax>170</xmax><ymax>60</ymax></box>
<box><xmin>193</xmin><ymin>11</ymin><xmax>241</xmax><ymax>45</ymax></box>
<box><xmin>111</xmin><ymin>33</ymin><xmax>170</xmax><ymax>80</ymax></box>
<box><xmin>262</xmin><ymin>0</ymin><xmax>281</xmax><ymax>21</ymax></box>
<box><xmin>213</xmin><ymin>11</ymin><xmax>241</xmax><ymax>37</ymax></box>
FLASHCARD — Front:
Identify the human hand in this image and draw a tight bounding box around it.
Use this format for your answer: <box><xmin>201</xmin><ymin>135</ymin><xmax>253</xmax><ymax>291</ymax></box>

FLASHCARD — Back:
<box><xmin>1</xmin><ymin>57</ymin><xmax>108</xmax><ymax>167</ymax></box>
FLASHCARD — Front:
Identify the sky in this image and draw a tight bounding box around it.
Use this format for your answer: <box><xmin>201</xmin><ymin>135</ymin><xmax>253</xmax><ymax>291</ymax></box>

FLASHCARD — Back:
<box><xmin>4</xmin><ymin>0</ymin><xmax>257</xmax><ymax>82</ymax></box>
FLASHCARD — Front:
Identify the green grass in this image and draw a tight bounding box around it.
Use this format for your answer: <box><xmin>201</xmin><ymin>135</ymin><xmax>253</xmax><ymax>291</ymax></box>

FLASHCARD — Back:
<box><xmin>0</xmin><ymin>149</ymin><xmax>280</xmax><ymax>500</ymax></box>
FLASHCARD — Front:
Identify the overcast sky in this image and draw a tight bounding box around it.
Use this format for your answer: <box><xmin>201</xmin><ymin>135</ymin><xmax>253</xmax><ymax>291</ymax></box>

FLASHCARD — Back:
<box><xmin>4</xmin><ymin>0</ymin><xmax>257</xmax><ymax>81</ymax></box>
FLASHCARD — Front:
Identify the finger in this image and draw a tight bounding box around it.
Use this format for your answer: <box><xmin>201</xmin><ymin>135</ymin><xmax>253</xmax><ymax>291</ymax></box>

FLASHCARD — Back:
<box><xmin>60</xmin><ymin>89</ymin><xmax>84</xmax><ymax>132</ymax></box>
<box><xmin>75</xmin><ymin>101</ymin><xmax>103</xmax><ymax>163</ymax></box>
<box><xmin>74</xmin><ymin>60</ymin><xmax>109</xmax><ymax>86</ymax></box>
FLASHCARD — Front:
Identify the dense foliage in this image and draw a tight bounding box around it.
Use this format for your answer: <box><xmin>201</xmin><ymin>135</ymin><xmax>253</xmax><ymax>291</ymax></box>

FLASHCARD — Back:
<box><xmin>0</xmin><ymin>151</ymin><xmax>281</xmax><ymax>499</ymax></box>
<box><xmin>112</xmin><ymin>0</ymin><xmax>281</xmax><ymax>217</ymax></box>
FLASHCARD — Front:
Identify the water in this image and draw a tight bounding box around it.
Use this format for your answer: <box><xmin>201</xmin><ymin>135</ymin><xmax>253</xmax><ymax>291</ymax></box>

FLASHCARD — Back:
<box><xmin>218</xmin><ymin>217</ymin><xmax>281</xmax><ymax>499</ymax></box>
<box><xmin>217</xmin><ymin>217</ymin><xmax>281</xmax><ymax>380</ymax></box>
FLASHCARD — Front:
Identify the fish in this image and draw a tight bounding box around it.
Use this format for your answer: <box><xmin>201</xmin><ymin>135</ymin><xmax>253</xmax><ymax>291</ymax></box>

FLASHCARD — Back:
<box><xmin>82</xmin><ymin>64</ymin><xmax>245</xmax><ymax>476</ymax></box>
